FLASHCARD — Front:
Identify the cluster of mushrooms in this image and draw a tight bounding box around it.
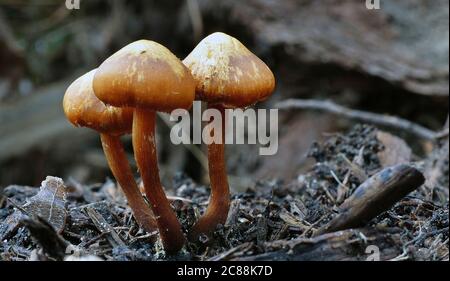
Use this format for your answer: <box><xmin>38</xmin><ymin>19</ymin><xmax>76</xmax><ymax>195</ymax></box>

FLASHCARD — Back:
<box><xmin>63</xmin><ymin>32</ymin><xmax>275</xmax><ymax>254</ymax></box>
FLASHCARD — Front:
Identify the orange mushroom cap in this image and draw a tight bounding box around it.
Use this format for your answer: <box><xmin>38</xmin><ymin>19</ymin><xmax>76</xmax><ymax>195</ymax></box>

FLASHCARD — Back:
<box><xmin>63</xmin><ymin>69</ymin><xmax>133</xmax><ymax>136</ymax></box>
<box><xmin>93</xmin><ymin>40</ymin><xmax>196</xmax><ymax>112</ymax></box>
<box><xmin>183</xmin><ymin>32</ymin><xmax>276</xmax><ymax>108</ymax></box>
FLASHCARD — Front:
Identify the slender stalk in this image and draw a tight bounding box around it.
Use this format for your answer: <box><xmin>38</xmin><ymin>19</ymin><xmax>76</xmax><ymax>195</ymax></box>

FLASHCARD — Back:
<box><xmin>189</xmin><ymin>104</ymin><xmax>230</xmax><ymax>241</ymax></box>
<box><xmin>100</xmin><ymin>133</ymin><xmax>157</xmax><ymax>233</ymax></box>
<box><xmin>132</xmin><ymin>108</ymin><xmax>185</xmax><ymax>254</ymax></box>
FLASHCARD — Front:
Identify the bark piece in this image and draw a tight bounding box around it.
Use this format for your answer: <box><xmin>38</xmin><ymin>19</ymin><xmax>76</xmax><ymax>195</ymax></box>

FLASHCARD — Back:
<box><xmin>316</xmin><ymin>164</ymin><xmax>425</xmax><ymax>235</ymax></box>
<box><xmin>21</xmin><ymin>216</ymin><xmax>69</xmax><ymax>261</ymax></box>
<box><xmin>198</xmin><ymin>0</ymin><xmax>449</xmax><ymax>97</ymax></box>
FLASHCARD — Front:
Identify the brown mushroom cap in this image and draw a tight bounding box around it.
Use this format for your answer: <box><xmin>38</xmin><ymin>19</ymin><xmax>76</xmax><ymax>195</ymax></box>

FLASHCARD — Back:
<box><xmin>63</xmin><ymin>69</ymin><xmax>133</xmax><ymax>136</ymax></box>
<box><xmin>93</xmin><ymin>40</ymin><xmax>196</xmax><ymax>112</ymax></box>
<box><xmin>183</xmin><ymin>32</ymin><xmax>276</xmax><ymax>108</ymax></box>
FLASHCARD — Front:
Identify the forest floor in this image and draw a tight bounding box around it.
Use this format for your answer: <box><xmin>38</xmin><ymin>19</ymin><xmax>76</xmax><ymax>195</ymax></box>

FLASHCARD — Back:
<box><xmin>0</xmin><ymin>124</ymin><xmax>448</xmax><ymax>261</ymax></box>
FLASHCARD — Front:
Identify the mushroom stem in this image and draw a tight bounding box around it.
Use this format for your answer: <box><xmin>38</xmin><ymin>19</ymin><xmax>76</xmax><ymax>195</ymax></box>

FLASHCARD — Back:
<box><xmin>132</xmin><ymin>108</ymin><xmax>185</xmax><ymax>254</ymax></box>
<box><xmin>100</xmin><ymin>133</ymin><xmax>157</xmax><ymax>233</ymax></box>
<box><xmin>189</xmin><ymin>104</ymin><xmax>230</xmax><ymax>241</ymax></box>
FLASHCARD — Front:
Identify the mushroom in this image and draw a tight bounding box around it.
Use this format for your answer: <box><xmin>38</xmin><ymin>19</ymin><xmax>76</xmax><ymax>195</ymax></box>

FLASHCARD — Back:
<box><xmin>93</xmin><ymin>40</ymin><xmax>196</xmax><ymax>254</ymax></box>
<box><xmin>63</xmin><ymin>69</ymin><xmax>157</xmax><ymax>234</ymax></box>
<box><xmin>183</xmin><ymin>32</ymin><xmax>276</xmax><ymax>241</ymax></box>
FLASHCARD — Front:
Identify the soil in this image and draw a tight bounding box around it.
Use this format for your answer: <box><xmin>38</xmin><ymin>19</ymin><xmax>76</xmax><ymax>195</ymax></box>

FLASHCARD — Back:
<box><xmin>0</xmin><ymin>125</ymin><xmax>448</xmax><ymax>261</ymax></box>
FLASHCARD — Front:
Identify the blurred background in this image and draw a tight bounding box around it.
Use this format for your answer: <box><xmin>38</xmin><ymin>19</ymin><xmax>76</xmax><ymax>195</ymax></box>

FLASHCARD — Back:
<box><xmin>0</xmin><ymin>0</ymin><xmax>448</xmax><ymax>192</ymax></box>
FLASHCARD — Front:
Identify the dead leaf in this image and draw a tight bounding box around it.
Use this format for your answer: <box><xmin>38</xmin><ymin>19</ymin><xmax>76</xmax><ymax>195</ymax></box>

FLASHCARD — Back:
<box><xmin>377</xmin><ymin>131</ymin><xmax>412</xmax><ymax>167</ymax></box>
<box><xmin>22</xmin><ymin>176</ymin><xmax>68</xmax><ymax>233</ymax></box>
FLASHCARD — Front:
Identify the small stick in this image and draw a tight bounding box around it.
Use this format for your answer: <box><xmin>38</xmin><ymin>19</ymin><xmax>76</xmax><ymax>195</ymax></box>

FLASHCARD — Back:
<box><xmin>207</xmin><ymin>242</ymin><xmax>253</xmax><ymax>261</ymax></box>
<box><xmin>276</xmin><ymin>99</ymin><xmax>446</xmax><ymax>140</ymax></box>
<box><xmin>85</xmin><ymin>207</ymin><xmax>126</xmax><ymax>248</ymax></box>
<box><xmin>301</xmin><ymin>215</ymin><xmax>327</xmax><ymax>238</ymax></box>
<box><xmin>129</xmin><ymin>232</ymin><xmax>158</xmax><ymax>244</ymax></box>
<box><xmin>71</xmin><ymin>200</ymin><xmax>110</xmax><ymax>211</ymax></box>
<box><xmin>316</xmin><ymin>164</ymin><xmax>425</xmax><ymax>235</ymax></box>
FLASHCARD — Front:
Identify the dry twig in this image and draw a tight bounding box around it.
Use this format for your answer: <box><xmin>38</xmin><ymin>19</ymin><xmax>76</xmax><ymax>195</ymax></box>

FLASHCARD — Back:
<box><xmin>276</xmin><ymin>99</ymin><xmax>447</xmax><ymax>141</ymax></box>
<box><xmin>85</xmin><ymin>207</ymin><xmax>126</xmax><ymax>248</ymax></box>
